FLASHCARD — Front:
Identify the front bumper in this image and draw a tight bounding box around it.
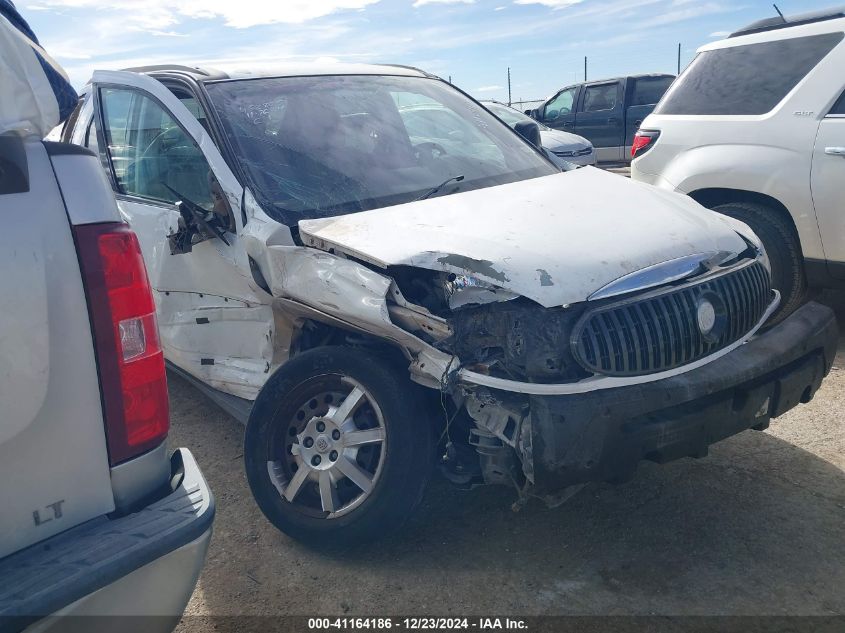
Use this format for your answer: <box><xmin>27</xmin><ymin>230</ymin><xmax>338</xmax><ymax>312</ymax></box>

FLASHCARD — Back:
<box><xmin>551</xmin><ymin>150</ymin><xmax>595</xmax><ymax>167</ymax></box>
<box><xmin>524</xmin><ymin>301</ymin><xmax>838</xmax><ymax>494</ymax></box>
<box><xmin>0</xmin><ymin>448</ymin><xmax>214</xmax><ymax>633</ymax></box>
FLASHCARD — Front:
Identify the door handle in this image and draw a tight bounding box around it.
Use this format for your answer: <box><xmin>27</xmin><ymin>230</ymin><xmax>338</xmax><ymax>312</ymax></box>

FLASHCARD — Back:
<box><xmin>825</xmin><ymin>146</ymin><xmax>845</xmax><ymax>156</ymax></box>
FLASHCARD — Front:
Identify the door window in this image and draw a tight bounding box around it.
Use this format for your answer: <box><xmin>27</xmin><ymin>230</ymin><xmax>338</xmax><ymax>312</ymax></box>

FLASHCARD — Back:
<box><xmin>543</xmin><ymin>88</ymin><xmax>576</xmax><ymax>121</ymax></box>
<box><xmin>582</xmin><ymin>84</ymin><xmax>618</xmax><ymax>112</ymax></box>
<box><xmin>100</xmin><ymin>87</ymin><xmax>214</xmax><ymax>211</ymax></box>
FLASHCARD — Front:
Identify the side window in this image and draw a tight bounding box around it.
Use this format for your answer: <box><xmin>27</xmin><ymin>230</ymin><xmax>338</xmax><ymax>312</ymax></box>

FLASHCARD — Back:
<box><xmin>582</xmin><ymin>83</ymin><xmax>619</xmax><ymax>112</ymax></box>
<box><xmin>84</xmin><ymin>118</ymin><xmax>99</xmax><ymax>155</ymax></box>
<box><xmin>100</xmin><ymin>87</ymin><xmax>214</xmax><ymax>211</ymax></box>
<box><xmin>631</xmin><ymin>77</ymin><xmax>674</xmax><ymax>106</ymax></box>
<box><xmin>656</xmin><ymin>33</ymin><xmax>844</xmax><ymax>116</ymax></box>
<box><xmin>830</xmin><ymin>90</ymin><xmax>845</xmax><ymax>116</ymax></box>
<box><xmin>543</xmin><ymin>88</ymin><xmax>576</xmax><ymax>120</ymax></box>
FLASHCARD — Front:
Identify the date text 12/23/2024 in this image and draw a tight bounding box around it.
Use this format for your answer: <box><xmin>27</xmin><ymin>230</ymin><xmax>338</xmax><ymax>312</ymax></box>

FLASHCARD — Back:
<box><xmin>308</xmin><ymin>618</ymin><xmax>528</xmax><ymax>630</ymax></box>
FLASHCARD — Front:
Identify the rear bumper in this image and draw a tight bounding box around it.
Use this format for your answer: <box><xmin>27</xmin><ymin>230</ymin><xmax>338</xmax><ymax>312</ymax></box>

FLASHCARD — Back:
<box><xmin>527</xmin><ymin>301</ymin><xmax>838</xmax><ymax>493</ymax></box>
<box><xmin>0</xmin><ymin>448</ymin><xmax>214</xmax><ymax>633</ymax></box>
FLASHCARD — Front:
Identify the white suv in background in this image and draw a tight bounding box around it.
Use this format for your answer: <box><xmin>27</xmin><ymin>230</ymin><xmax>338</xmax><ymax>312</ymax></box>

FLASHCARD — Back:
<box><xmin>631</xmin><ymin>6</ymin><xmax>845</xmax><ymax>323</ymax></box>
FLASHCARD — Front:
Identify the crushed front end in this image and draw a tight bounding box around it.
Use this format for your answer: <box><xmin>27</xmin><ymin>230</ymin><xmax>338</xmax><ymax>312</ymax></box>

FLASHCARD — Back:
<box><xmin>392</xmin><ymin>257</ymin><xmax>838</xmax><ymax>506</ymax></box>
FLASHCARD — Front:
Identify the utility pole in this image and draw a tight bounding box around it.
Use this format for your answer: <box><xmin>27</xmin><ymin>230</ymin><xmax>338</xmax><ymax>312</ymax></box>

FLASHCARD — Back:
<box><xmin>448</xmin><ymin>75</ymin><xmax>452</xmax><ymax>84</ymax></box>
<box><xmin>507</xmin><ymin>67</ymin><xmax>512</xmax><ymax>106</ymax></box>
<box><xmin>584</xmin><ymin>56</ymin><xmax>588</xmax><ymax>81</ymax></box>
<box><xmin>677</xmin><ymin>42</ymin><xmax>681</xmax><ymax>74</ymax></box>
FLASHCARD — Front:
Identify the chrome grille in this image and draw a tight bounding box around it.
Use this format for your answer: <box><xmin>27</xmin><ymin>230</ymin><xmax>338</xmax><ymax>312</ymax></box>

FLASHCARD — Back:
<box><xmin>572</xmin><ymin>262</ymin><xmax>772</xmax><ymax>377</ymax></box>
<box><xmin>553</xmin><ymin>147</ymin><xmax>592</xmax><ymax>158</ymax></box>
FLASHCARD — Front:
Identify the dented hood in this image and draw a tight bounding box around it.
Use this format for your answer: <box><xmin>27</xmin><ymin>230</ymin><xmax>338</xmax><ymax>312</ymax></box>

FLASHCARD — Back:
<box><xmin>298</xmin><ymin>167</ymin><xmax>748</xmax><ymax>308</ymax></box>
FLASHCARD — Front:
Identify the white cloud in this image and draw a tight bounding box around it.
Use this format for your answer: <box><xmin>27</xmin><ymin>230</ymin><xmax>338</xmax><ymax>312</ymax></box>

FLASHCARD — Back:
<box><xmin>493</xmin><ymin>5</ymin><xmax>506</xmax><ymax>9</ymax></box>
<box><xmin>709</xmin><ymin>30</ymin><xmax>730</xmax><ymax>37</ymax></box>
<box><xmin>513</xmin><ymin>0</ymin><xmax>582</xmax><ymax>8</ymax></box>
<box><xmin>646</xmin><ymin>2</ymin><xmax>731</xmax><ymax>27</ymax></box>
<box><xmin>31</xmin><ymin>0</ymin><xmax>745</xmax><ymax>92</ymax></box>
<box><xmin>30</xmin><ymin>0</ymin><xmax>381</xmax><ymax>28</ymax></box>
<box><xmin>476</xmin><ymin>84</ymin><xmax>504</xmax><ymax>92</ymax></box>
<box><xmin>413</xmin><ymin>0</ymin><xmax>474</xmax><ymax>6</ymax></box>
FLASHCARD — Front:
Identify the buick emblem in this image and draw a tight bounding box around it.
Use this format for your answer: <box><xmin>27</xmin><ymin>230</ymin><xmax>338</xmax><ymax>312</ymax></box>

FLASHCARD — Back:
<box><xmin>697</xmin><ymin>299</ymin><xmax>716</xmax><ymax>335</ymax></box>
<box><xmin>696</xmin><ymin>292</ymin><xmax>726</xmax><ymax>342</ymax></box>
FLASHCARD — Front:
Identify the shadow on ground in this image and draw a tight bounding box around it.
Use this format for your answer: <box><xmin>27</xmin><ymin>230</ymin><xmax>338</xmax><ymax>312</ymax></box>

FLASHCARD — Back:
<box><xmin>171</xmin><ymin>294</ymin><xmax>845</xmax><ymax>622</ymax></box>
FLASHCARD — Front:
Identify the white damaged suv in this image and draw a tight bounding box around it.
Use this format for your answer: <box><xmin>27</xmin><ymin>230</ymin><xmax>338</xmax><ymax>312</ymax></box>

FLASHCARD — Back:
<box><xmin>67</xmin><ymin>63</ymin><xmax>838</xmax><ymax>544</ymax></box>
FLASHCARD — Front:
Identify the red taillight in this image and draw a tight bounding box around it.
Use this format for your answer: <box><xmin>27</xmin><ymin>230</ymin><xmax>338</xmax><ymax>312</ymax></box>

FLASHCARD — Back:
<box><xmin>74</xmin><ymin>223</ymin><xmax>169</xmax><ymax>465</ymax></box>
<box><xmin>631</xmin><ymin>130</ymin><xmax>660</xmax><ymax>159</ymax></box>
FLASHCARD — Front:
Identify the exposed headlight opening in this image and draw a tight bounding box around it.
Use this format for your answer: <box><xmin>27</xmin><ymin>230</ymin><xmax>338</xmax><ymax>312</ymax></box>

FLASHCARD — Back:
<box><xmin>445</xmin><ymin>273</ymin><xmax>519</xmax><ymax>310</ymax></box>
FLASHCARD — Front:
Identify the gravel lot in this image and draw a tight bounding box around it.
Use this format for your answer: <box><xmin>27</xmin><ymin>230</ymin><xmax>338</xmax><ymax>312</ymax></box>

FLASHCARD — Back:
<box><xmin>172</xmin><ymin>294</ymin><xmax>845</xmax><ymax>626</ymax></box>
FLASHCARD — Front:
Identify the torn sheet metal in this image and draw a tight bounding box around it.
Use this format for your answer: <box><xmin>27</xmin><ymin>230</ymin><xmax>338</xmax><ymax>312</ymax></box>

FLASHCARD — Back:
<box><xmin>156</xmin><ymin>292</ymin><xmax>275</xmax><ymax>400</ymax></box>
<box><xmin>260</xmin><ymin>245</ymin><xmax>463</xmax><ymax>389</ymax></box>
<box><xmin>299</xmin><ymin>167</ymin><xmax>748</xmax><ymax>308</ymax></box>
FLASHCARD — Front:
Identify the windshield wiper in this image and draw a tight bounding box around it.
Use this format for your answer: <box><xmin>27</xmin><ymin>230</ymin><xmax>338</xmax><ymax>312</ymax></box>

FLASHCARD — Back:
<box><xmin>416</xmin><ymin>175</ymin><xmax>465</xmax><ymax>201</ymax></box>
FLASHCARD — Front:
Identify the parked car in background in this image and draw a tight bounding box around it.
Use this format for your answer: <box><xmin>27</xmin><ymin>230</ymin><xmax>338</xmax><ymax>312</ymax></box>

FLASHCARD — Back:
<box><xmin>66</xmin><ymin>62</ymin><xmax>836</xmax><ymax>546</ymax></box>
<box><xmin>482</xmin><ymin>100</ymin><xmax>595</xmax><ymax>166</ymax></box>
<box><xmin>528</xmin><ymin>73</ymin><xmax>674</xmax><ymax>163</ymax></box>
<box><xmin>632</xmin><ymin>6</ymin><xmax>845</xmax><ymax>324</ymax></box>
<box><xmin>0</xmin><ymin>5</ymin><xmax>213</xmax><ymax>632</ymax></box>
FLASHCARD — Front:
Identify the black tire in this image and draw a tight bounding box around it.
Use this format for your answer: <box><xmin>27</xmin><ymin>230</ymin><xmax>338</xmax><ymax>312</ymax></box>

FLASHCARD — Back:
<box><xmin>244</xmin><ymin>346</ymin><xmax>434</xmax><ymax>546</ymax></box>
<box><xmin>711</xmin><ymin>201</ymin><xmax>807</xmax><ymax>324</ymax></box>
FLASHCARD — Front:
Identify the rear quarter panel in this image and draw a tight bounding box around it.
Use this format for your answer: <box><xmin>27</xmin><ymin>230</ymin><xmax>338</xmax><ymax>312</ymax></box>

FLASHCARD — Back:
<box><xmin>0</xmin><ymin>138</ymin><xmax>115</xmax><ymax>559</ymax></box>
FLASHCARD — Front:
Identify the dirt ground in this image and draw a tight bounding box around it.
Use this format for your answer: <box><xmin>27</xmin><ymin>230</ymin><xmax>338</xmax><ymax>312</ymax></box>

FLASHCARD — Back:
<box><xmin>171</xmin><ymin>293</ymin><xmax>845</xmax><ymax>625</ymax></box>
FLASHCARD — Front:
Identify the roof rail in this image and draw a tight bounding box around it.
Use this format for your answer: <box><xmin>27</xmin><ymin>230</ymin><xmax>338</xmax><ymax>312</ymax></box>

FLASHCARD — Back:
<box><xmin>730</xmin><ymin>5</ymin><xmax>845</xmax><ymax>37</ymax></box>
<box><xmin>377</xmin><ymin>63</ymin><xmax>437</xmax><ymax>79</ymax></box>
<box><xmin>120</xmin><ymin>64</ymin><xmax>228</xmax><ymax>80</ymax></box>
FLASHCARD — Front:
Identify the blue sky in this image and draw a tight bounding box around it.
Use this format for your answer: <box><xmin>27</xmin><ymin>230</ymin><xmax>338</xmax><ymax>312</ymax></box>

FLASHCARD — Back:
<box><xmin>22</xmin><ymin>0</ymin><xmax>838</xmax><ymax>102</ymax></box>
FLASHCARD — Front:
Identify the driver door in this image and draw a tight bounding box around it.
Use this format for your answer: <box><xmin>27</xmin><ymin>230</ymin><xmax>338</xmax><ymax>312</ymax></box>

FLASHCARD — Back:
<box><xmin>90</xmin><ymin>70</ymin><xmax>274</xmax><ymax>400</ymax></box>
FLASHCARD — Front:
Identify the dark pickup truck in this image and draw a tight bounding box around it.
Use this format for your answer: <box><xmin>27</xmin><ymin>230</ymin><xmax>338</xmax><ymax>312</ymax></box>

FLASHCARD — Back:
<box><xmin>528</xmin><ymin>73</ymin><xmax>674</xmax><ymax>164</ymax></box>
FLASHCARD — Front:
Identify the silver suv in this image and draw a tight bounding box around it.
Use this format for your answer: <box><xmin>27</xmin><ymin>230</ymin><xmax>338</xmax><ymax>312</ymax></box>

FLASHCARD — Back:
<box><xmin>0</xmin><ymin>7</ymin><xmax>213</xmax><ymax>632</ymax></box>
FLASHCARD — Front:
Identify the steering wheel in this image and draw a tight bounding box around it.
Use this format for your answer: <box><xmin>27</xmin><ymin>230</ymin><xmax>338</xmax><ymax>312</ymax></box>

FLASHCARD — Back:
<box><xmin>140</xmin><ymin>128</ymin><xmax>177</xmax><ymax>162</ymax></box>
<box><xmin>414</xmin><ymin>141</ymin><xmax>448</xmax><ymax>160</ymax></box>
<box><xmin>232</xmin><ymin>133</ymin><xmax>372</xmax><ymax>214</ymax></box>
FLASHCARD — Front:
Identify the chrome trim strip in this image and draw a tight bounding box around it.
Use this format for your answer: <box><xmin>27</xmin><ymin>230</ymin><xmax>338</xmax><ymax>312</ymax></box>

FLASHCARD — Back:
<box><xmin>588</xmin><ymin>251</ymin><xmax>739</xmax><ymax>301</ymax></box>
<box><xmin>457</xmin><ymin>290</ymin><xmax>780</xmax><ymax>396</ymax></box>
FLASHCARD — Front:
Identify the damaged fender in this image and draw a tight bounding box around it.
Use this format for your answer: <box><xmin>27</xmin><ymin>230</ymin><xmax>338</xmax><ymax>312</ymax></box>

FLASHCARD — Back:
<box><xmin>259</xmin><ymin>245</ymin><xmax>461</xmax><ymax>390</ymax></box>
